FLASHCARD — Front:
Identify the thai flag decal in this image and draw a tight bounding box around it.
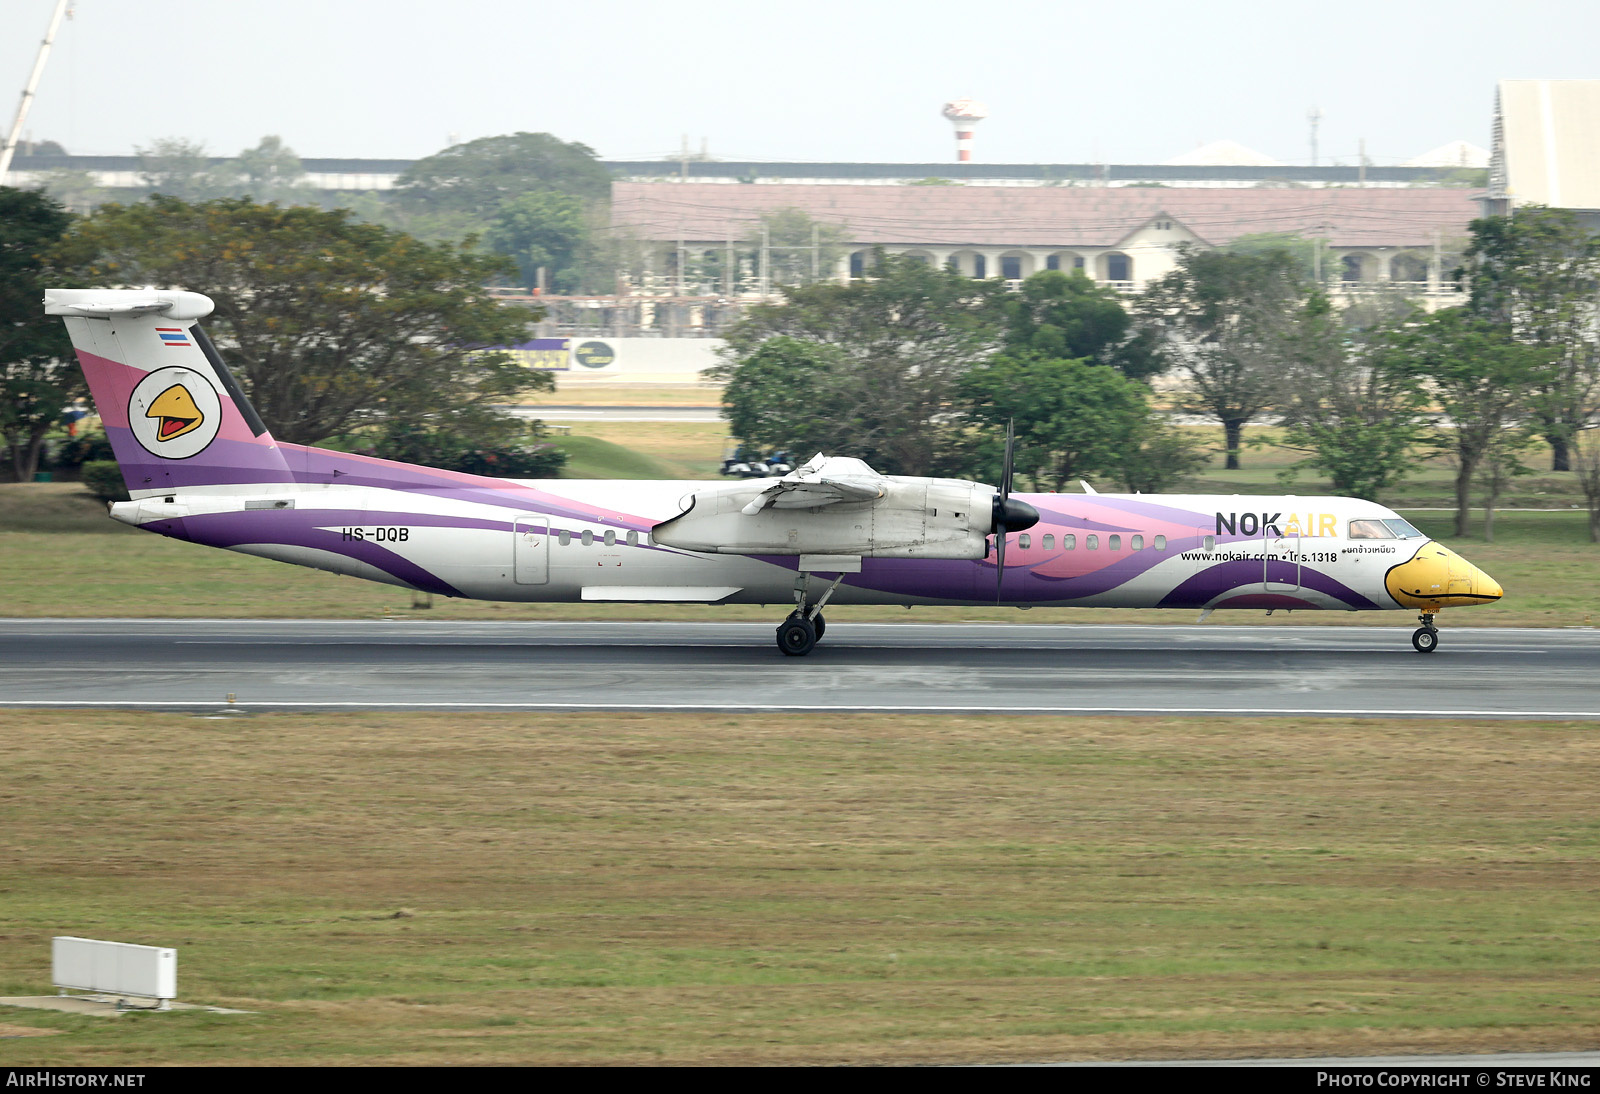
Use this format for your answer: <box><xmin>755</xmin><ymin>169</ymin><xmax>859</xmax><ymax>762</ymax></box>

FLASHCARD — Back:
<box><xmin>156</xmin><ymin>327</ymin><xmax>191</xmax><ymax>348</ymax></box>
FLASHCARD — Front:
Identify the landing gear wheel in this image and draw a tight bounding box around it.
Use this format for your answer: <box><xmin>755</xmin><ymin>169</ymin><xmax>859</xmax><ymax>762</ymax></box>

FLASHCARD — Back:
<box><xmin>812</xmin><ymin>613</ymin><xmax>826</xmax><ymax>641</ymax></box>
<box><xmin>1411</xmin><ymin>627</ymin><xmax>1439</xmax><ymax>654</ymax></box>
<box><xmin>777</xmin><ymin>616</ymin><xmax>818</xmax><ymax>657</ymax></box>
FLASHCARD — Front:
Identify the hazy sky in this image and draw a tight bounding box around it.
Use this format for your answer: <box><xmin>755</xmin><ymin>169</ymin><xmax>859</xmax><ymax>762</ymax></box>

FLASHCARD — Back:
<box><xmin>2</xmin><ymin>0</ymin><xmax>1595</xmax><ymax>166</ymax></box>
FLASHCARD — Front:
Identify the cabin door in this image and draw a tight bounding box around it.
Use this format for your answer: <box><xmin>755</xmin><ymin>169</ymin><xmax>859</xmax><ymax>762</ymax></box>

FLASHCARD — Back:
<box><xmin>514</xmin><ymin>516</ymin><xmax>550</xmax><ymax>585</ymax></box>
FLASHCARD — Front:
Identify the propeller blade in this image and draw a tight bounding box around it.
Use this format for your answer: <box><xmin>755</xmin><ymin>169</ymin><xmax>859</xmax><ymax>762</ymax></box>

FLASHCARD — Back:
<box><xmin>989</xmin><ymin>419</ymin><xmax>1037</xmax><ymax>603</ymax></box>
<box><xmin>995</xmin><ymin>529</ymin><xmax>1006</xmax><ymax>602</ymax></box>
<box><xmin>1000</xmin><ymin>418</ymin><xmax>1015</xmax><ymax>501</ymax></box>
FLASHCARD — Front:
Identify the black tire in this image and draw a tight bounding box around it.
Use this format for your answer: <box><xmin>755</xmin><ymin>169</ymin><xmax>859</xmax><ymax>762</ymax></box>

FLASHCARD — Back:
<box><xmin>777</xmin><ymin>617</ymin><xmax>817</xmax><ymax>657</ymax></box>
<box><xmin>1411</xmin><ymin>627</ymin><xmax>1438</xmax><ymax>654</ymax></box>
<box><xmin>812</xmin><ymin>613</ymin><xmax>826</xmax><ymax>641</ymax></box>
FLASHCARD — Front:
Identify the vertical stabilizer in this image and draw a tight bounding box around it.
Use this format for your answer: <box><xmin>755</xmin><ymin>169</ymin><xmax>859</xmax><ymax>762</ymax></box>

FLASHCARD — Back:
<box><xmin>45</xmin><ymin>289</ymin><xmax>296</xmax><ymax>496</ymax></box>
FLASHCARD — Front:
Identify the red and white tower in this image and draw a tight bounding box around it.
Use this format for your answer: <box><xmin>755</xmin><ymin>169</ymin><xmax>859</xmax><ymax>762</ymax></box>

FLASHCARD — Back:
<box><xmin>942</xmin><ymin>98</ymin><xmax>988</xmax><ymax>162</ymax></box>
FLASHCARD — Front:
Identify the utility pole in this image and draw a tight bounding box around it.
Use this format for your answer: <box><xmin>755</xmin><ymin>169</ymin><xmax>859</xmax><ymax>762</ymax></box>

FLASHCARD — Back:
<box><xmin>1</xmin><ymin>0</ymin><xmax>73</xmax><ymax>181</ymax></box>
<box><xmin>760</xmin><ymin>224</ymin><xmax>771</xmax><ymax>300</ymax></box>
<box><xmin>810</xmin><ymin>223</ymin><xmax>819</xmax><ymax>282</ymax></box>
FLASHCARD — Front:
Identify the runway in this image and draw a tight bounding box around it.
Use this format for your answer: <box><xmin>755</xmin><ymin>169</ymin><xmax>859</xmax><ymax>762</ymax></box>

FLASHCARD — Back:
<box><xmin>1</xmin><ymin>619</ymin><xmax>1597</xmax><ymax>717</ymax></box>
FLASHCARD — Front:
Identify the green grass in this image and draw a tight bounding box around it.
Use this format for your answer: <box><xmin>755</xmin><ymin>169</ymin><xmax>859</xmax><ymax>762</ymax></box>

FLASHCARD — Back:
<box><xmin>555</xmin><ymin>434</ymin><xmax>679</xmax><ymax>479</ymax></box>
<box><xmin>0</xmin><ymin>711</ymin><xmax>1596</xmax><ymax>1064</ymax></box>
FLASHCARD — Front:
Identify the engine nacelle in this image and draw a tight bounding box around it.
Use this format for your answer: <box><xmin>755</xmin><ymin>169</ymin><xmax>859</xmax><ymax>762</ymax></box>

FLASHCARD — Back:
<box><xmin>652</xmin><ymin>477</ymin><xmax>993</xmax><ymax>559</ymax></box>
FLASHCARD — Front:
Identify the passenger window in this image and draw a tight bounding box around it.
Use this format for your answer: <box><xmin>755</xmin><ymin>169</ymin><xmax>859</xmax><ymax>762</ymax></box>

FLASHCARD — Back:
<box><xmin>1154</xmin><ymin>535</ymin><xmax>1166</xmax><ymax>550</ymax></box>
<box><xmin>1203</xmin><ymin>535</ymin><xmax>1214</xmax><ymax>550</ymax></box>
<box><xmin>1018</xmin><ymin>534</ymin><xmax>1031</xmax><ymax>549</ymax></box>
<box><xmin>1348</xmin><ymin>519</ymin><xmax>1395</xmax><ymax>540</ymax></box>
<box><xmin>1064</xmin><ymin>534</ymin><xmax>1076</xmax><ymax>550</ymax></box>
<box><xmin>1043</xmin><ymin>534</ymin><xmax>1054</xmax><ymax>550</ymax></box>
<box><xmin>1087</xmin><ymin>534</ymin><xmax>1099</xmax><ymax>550</ymax></box>
<box><xmin>1108</xmin><ymin>535</ymin><xmax>1121</xmax><ymax>551</ymax></box>
<box><xmin>626</xmin><ymin>530</ymin><xmax>638</xmax><ymax>546</ymax></box>
<box><xmin>558</xmin><ymin>530</ymin><xmax>570</xmax><ymax>546</ymax></box>
<box><xmin>604</xmin><ymin>529</ymin><xmax>616</xmax><ymax>546</ymax></box>
<box><xmin>1131</xmin><ymin>535</ymin><xmax>1144</xmax><ymax>550</ymax></box>
<box><xmin>581</xmin><ymin>529</ymin><xmax>594</xmax><ymax>546</ymax></box>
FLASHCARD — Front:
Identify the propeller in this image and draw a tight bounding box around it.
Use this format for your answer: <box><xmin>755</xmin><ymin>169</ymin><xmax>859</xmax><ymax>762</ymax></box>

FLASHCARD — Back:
<box><xmin>990</xmin><ymin>419</ymin><xmax>1040</xmax><ymax>602</ymax></box>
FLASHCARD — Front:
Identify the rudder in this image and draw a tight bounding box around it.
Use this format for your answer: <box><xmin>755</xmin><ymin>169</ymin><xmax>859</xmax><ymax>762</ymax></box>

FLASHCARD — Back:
<box><xmin>45</xmin><ymin>289</ymin><xmax>296</xmax><ymax>496</ymax></box>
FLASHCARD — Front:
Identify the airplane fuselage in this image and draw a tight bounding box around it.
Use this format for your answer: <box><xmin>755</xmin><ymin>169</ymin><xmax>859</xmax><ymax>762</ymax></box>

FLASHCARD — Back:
<box><xmin>110</xmin><ymin>473</ymin><xmax>1498</xmax><ymax>616</ymax></box>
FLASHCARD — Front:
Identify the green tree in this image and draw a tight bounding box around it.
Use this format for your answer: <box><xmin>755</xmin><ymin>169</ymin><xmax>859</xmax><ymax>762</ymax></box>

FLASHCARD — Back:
<box><xmin>1139</xmin><ymin>247</ymin><xmax>1308</xmax><ymax>469</ymax></box>
<box><xmin>1275</xmin><ymin>293</ymin><xmax>1431</xmax><ymax>500</ymax></box>
<box><xmin>1460</xmin><ymin>206</ymin><xmax>1600</xmax><ymax>472</ymax></box>
<box><xmin>717</xmin><ymin>252</ymin><xmax>1005</xmax><ymax>475</ymax></box>
<box><xmin>395</xmin><ymin>133</ymin><xmax>612</xmax><ymax>222</ymax></box>
<box><xmin>1109</xmin><ymin>415</ymin><xmax>1209</xmax><ymax>494</ymax></box>
<box><xmin>135</xmin><ymin>137</ymin><xmax>231</xmax><ymax>201</ymax></box>
<box><xmin>720</xmin><ymin>337</ymin><xmax>861</xmax><ymax>462</ymax></box>
<box><xmin>233</xmin><ymin>135</ymin><xmax>307</xmax><ymax>203</ymax></box>
<box><xmin>485</xmin><ymin>191</ymin><xmax>589</xmax><ymax>292</ymax></box>
<box><xmin>1002</xmin><ymin>269</ymin><xmax>1162</xmax><ymax>379</ymax></box>
<box><xmin>1387</xmin><ymin>308</ymin><xmax>1557</xmax><ymax>538</ymax></box>
<box><xmin>53</xmin><ymin>196</ymin><xmax>546</xmax><ymax>445</ymax></box>
<box><xmin>1573</xmin><ymin>423</ymin><xmax>1600</xmax><ymax>543</ymax></box>
<box><xmin>0</xmin><ymin>187</ymin><xmax>78</xmax><ymax>481</ymax></box>
<box><xmin>957</xmin><ymin>354</ymin><xmax>1156</xmax><ymax>492</ymax></box>
<box><xmin>749</xmin><ymin>207</ymin><xmax>849</xmax><ymax>289</ymax></box>
<box><xmin>1224</xmin><ymin>231</ymin><xmax>1328</xmax><ymax>285</ymax></box>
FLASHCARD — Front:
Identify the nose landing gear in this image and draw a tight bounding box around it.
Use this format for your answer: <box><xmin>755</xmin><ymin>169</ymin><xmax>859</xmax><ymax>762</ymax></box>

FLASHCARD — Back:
<box><xmin>776</xmin><ymin>573</ymin><xmax>843</xmax><ymax>657</ymax></box>
<box><xmin>1411</xmin><ymin>609</ymin><xmax>1440</xmax><ymax>654</ymax></box>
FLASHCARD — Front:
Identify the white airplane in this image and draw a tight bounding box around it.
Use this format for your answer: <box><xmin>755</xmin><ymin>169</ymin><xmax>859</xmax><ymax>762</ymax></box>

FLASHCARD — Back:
<box><xmin>46</xmin><ymin>288</ymin><xmax>1503</xmax><ymax>655</ymax></box>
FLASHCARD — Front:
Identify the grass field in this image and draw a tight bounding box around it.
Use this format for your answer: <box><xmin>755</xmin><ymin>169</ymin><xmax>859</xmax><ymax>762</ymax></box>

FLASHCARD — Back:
<box><xmin>0</xmin><ymin>711</ymin><xmax>1596</xmax><ymax>1065</ymax></box>
<box><xmin>1</xmin><ymin>482</ymin><xmax>1594</xmax><ymax>627</ymax></box>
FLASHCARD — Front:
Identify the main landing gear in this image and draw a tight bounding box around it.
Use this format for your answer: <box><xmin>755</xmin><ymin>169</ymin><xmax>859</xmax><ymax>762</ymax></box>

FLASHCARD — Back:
<box><xmin>1411</xmin><ymin>609</ymin><xmax>1440</xmax><ymax>654</ymax></box>
<box><xmin>776</xmin><ymin>574</ymin><xmax>843</xmax><ymax>657</ymax></box>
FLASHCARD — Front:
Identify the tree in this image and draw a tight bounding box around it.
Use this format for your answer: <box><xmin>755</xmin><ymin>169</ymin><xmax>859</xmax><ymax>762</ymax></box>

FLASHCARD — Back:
<box><xmin>485</xmin><ymin>191</ymin><xmax>589</xmax><ymax>292</ymax></box>
<box><xmin>1109</xmin><ymin>415</ymin><xmax>1209</xmax><ymax>494</ymax></box>
<box><xmin>394</xmin><ymin>133</ymin><xmax>612</xmax><ymax>221</ymax></box>
<box><xmin>748</xmin><ymin>207</ymin><xmax>849</xmax><ymax>289</ymax></box>
<box><xmin>0</xmin><ymin>187</ymin><xmax>78</xmax><ymax>481</ymax></box>
<box><xmin>52</xmin><ymin>196</ymin><xmax>545</xmax><ymax>445</ymax></box>
<box><xmin>135</xmin><ymin>137</ymin><xmax>230</xmax><ymax>201</ymax></box>
<box><xmin>1001</xmin><ymin>270</ymin><xmax>1162</xmax><ymax>379</ymax></box>
<box><xmin>957</xmin><ymin>354</ymin><xmax>1153</xmax><ymax>492</ymax></box>
<box><xmin>1386</xmin><ymin>308</ymin><xmax>1557</xmax><ymax>538</ymax></box>
<box><xmin>1460</xmin><ymin>207</ymin><xmax>1600</xmax><ymax>472</ymax></box>
<box><xmin>1573</xmin><ymin>424</ymin><xmax>1600</xmax><ymax>543</ymax></box>
<box><xmin>717</xmin><ymin>252</ymin><xmax>1005</xmax><ymax>475</ymax></box>
<box><xmin>1275</xmin><ymin>293</ymin><xmax>1431</xmax><ymax>500</ymax></box>
<box><xmin>233</xmin><ymin>135</ymin><xmax>307</xmax><ymax>203</ymax></box>
<box><xmin>1224</xmin><ymin>231</ymin><xmax>1326</xmax><ymax>285</ymax></box>
<box><xmin>720</xmin><ymin>337</ymin><xmax>862</xmax><ymax>462</ymax></box>
<box><xmin>1138</xmin><ymin>247</ymin><xmax>1307</xmax><ymax>469</ymax></box>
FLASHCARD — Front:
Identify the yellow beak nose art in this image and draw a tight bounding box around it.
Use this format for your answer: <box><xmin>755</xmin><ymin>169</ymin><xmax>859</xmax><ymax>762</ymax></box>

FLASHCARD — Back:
<box><xmin>145</xmin><ymin>384</ymin><xmax>205</xmax><ymax>442</ymax></box>
<box><xmin>1384</xmin><ymin>542</ymin><xmax>1503</xmax><ymax>609</ymax></box>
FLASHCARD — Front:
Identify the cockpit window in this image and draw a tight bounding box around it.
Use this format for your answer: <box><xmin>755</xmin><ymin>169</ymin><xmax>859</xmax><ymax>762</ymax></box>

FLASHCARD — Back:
<box><xmin>1348</xmin><ymin>519</ymin><xmax>1396</xmax><ymax>540</ymax></box>
<box><xmin>1382</xmin><ymin>518</ymin><xmax>1423</xmax><ymax>539</ymax></box>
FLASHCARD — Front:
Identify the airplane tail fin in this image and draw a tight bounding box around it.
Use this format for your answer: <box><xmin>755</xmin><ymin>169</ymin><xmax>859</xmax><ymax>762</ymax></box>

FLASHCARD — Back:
<box><xmin>45</xmin><ymin>289</ymin><xmax>297</xmax><ymax>496</ymax></box>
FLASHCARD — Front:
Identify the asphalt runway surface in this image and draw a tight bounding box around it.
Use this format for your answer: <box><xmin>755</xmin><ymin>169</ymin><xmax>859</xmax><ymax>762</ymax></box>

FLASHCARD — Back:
<box><xmin>2</xmin><ymin>619</ymin><xmax>1597</xmax><ymax>717</ymax></box>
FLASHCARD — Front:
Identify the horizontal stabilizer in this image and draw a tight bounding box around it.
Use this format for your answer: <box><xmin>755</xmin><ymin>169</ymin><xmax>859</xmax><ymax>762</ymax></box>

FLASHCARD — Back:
<box><xmin>45</xmin><ymin>289</ymin><xmax>215</xmax><ymax>320</ymax></box>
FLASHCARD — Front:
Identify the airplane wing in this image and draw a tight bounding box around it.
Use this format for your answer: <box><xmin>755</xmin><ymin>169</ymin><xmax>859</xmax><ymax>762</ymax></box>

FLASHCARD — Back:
<box><xmin>739</xmin><ymin>454</ymin><xmax>887</xmax><ymax>514</ymax></box>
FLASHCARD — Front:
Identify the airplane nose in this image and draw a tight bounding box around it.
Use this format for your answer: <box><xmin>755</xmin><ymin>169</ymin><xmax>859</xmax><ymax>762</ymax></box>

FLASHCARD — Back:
<box><xmin>1384</xmin><ymin>542</ymin><xmax>1502</xmax><ymax>609</ymax></box>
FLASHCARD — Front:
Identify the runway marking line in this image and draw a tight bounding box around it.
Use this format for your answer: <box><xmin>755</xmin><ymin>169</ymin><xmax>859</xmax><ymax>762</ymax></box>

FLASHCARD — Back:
<box><xmin>1</xmin><ymin>700</ymin><xmax>1597</xmax><ymax>719</ymax></box>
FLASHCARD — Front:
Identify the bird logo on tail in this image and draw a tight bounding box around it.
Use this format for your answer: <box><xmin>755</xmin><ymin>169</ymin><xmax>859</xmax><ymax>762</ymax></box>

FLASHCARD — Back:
<box><xmin>127</xmin><ymin>366</ymin><xmax>223</xmax><ymax>460</ymax></box>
